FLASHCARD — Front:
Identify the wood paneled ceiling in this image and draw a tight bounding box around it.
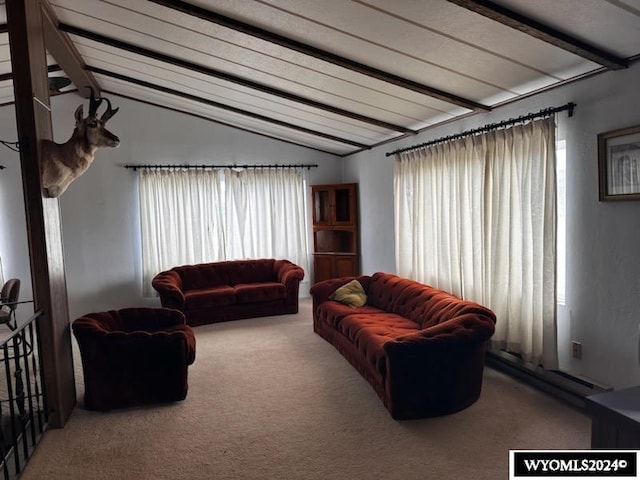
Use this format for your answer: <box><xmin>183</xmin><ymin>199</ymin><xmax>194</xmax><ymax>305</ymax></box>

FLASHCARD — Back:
<box><xmin>1</xmin><ymin>0</ymin><xmax>639</xmax><ymax>156</ymax></box>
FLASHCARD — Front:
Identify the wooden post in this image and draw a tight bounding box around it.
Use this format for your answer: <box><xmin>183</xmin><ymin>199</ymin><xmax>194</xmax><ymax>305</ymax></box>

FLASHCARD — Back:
<box><xmin>6</xmin><ymin>0</ymin><xmax>76</xmax><ymax>428</ymax></box>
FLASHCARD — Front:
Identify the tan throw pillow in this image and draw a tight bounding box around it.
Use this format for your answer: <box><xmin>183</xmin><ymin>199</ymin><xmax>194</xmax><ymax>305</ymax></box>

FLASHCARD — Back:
<box><xmin>329</xmin><ymin>279</ymin><xmax>367</xmax><ymax>307</ymax></box>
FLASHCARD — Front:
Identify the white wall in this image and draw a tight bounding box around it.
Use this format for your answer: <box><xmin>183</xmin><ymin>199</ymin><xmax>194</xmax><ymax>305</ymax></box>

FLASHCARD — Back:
<box><xmin>0</xmin><ymin>108</ymin><xmax>34</xmax><ymax>324</ymax></box>
<box><xmin>344</xmin><ymin>61</ymin><xmax>640</xmax><ymax>389</ymax></box>
<box><xmin>0</xmin><ymin>95</ymin><xmax>342</xmax><ymax>322</ymax></box>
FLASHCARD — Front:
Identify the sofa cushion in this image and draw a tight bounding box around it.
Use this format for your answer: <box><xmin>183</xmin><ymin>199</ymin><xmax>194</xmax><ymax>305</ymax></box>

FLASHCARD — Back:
<box><xmin>339</xmin><ymin>313</ymin><xmax>420</xmax><ymax>375</ymax></box>
<box><xmin>391</xmin><ymin>282</ymin><xmax>440</xmax><ymax>327</ymax></box>
<box><xmin>223</xmin><ymin>259</ymin><xmax>276</xmax><ymax>285</ymax></box>
<box><xmin>366</xmin><ymin>273</ymin><xmax>414</xmax><ymax>311</ymax></box>
<box><xmin>235</xmin><ymin>282</ymin><xmax>286</xmax><ymax>303</ymax></box>
<box><xmin>329</xmin><ymin>279</ymin><xmax>367</xmax><ymax>307</ymax></box>
<box><xmin>185</xmin><ymin>286</ymin><xmax>236</xmax><ymax>309</ymax></box>
<box><xmin>316</xmin><ymin>302</ymin><xmax>386</xmax><ymax>328</ymax></box>
<box><xmin>177</xmin><ymin>264</ymin><xmax>230</xmax><ymax>291</ymax></box>
<box><xmin>392</xmin><ymin>282</ymin><xmax>492</xmax><ymax>329</ymax></box>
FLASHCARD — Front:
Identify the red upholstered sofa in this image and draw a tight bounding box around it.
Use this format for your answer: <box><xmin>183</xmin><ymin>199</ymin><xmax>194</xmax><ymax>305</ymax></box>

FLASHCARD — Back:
<box><xmin>310</xmin><ymin>272</ymin><xmax>496</xmax><ymax>420</ymax></box>
<box><xmin>152</xmin><ymin>259</ymin><xmax>305</xmax><ymax>326</ymax></box>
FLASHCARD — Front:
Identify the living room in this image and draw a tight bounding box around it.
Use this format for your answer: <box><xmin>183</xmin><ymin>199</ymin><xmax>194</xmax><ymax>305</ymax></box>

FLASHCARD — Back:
<box><xmin>2</xmin><ymin>47</ymin><xmax>638</xmax><ymax>391</ymax></box>
<box><xmin>0</xmin><ymin>1</ymin><xmax>639</xmax><ymax>478</ymax></box>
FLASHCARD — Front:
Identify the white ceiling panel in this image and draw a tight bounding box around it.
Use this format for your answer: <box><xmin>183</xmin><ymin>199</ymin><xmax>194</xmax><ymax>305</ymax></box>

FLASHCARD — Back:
<box><xmin>75</xmin><ymin>42</ymin><xmax>396</xmax><ymax>141</ymax></box>
<box><xmin>359</xmin><ymin>0</ymin><xmax>601</xmax><ymax>80</ymax></box>
<box><xmin>191</xmin><ymin>0</ymin><xmax>597</xmax><ymax>95</ymax></box>
<box><xmin>0</xmin><ymin>60</ymin><xmax>11</xmax><ymax>76</ymax></box>
<box><xmin>224</xmin><ymin>0</ymin><xmax>563</xmax><ymax>88</ymax></box>
<box><xmin>2</xmin><ymin>0</ymin><xmax>638</xmax><ymax>156</ymax></box>
<box><xmin>0</xmin><ymin>44</ymin><xmax>9</xmax><ymax>63</ymax></box>
<box><xmin>55</xmin><ymin>0</ymin><xmax>466</xmax><ymax>126</ymax></box>
<box><xmin>96</xmin><ymin>76</ymin><xmax>360</xmax><ymax>155</ymax></box>
<box><xmin>0</xmin><ymin>83</ymin><xmax>14</xmax><ymax>104</ymax></box>
<box><xmin>103</xmin><ymin>0</ymin><xmax>511</xmax><ymax>105</ymax></box>
<box><xmin>489</xmin><ymin>0</ymin><xmax>640</xmax><ymax>57</ymax></box>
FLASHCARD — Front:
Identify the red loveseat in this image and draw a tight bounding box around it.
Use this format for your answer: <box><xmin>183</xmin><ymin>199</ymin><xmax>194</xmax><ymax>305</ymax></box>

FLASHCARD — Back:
<box><xmin>152</xmin><ymin>259</ymin><xmax>305</xmax><ymax>326</ymax></box>
<box><xmin>310</xmin><ymin>272</ymin><xmax>496</xmax><ymax>420</ymax></box>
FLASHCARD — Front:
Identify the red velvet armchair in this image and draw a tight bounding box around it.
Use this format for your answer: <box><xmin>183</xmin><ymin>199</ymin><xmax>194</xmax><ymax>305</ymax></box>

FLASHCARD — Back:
<box><xmin>72</xmin><ymin>307</ymin><xmax>196</xmax><ymax>411</ymax></box>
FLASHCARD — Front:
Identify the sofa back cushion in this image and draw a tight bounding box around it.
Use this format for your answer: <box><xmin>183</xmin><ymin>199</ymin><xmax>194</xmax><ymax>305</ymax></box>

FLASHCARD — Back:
<box><xmin>174</xmin><ymin>263</ymin><xmax>229</xmax><ymax>291</ymax></box>
<box><xmin>368</xmin><ymin>273</ymin><xmax>495</xmax><ymax>329</ymax></box>
<box><xmin>225</xmin><ymin>259</ymin><xmax>276</xmax><ymax>285</ymax></box>
<box><xmin>390</xmin><ymin>278</ymin><xmax>495</xmax><ymax>329</ymax></box>
<box><xmin>175</xmin><ymin>259</ymin><xmax>276</xmax><ymax>290</ymax></box>
<box><xmin>366</xmin><ymin>272</ymin><xmax>413</xmax><ymax>312</ymax></box>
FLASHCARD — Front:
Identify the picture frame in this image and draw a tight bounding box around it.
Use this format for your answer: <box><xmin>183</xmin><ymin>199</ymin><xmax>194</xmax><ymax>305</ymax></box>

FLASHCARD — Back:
<box><xmin>598</xmin><ymin>125</ymin><xmax>640</xmax><ymax>201</ymax></box>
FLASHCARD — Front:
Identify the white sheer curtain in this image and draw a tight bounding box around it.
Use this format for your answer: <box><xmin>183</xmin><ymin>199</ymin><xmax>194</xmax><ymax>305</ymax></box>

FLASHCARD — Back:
<box><xmin>139</xmin><ymin>167</ymin><xmax>309</xmax><ymax>296</ymax></box>
<box><xmin>139</xmin><ymin>169</ymin><xmax>225</xmax><ymax>296</ymax></box>
<box><xmin>394</xmin><ymin>117</ymin><xmax>558</xmax><ymax>368</ymax></box>
<box><xmin>225</xmin><ymin>168</ymin><xmax>309</xmax><ymax>271</ymax></box>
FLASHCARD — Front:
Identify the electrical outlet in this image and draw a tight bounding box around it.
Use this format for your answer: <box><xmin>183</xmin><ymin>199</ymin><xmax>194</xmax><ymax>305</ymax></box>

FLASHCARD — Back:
<box><xmin>571</xmin><ymin>341</ymin><xmax>582</xmax><ymax>359</ymax></box>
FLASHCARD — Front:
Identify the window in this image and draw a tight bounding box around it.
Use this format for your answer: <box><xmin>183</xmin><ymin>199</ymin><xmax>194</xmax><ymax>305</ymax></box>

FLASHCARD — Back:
<box><xmin>138</xmin><ymin>167</ymin><xmax>310</xmax><ymax>296</ymax></box>
<box><xmin>394</xmin><ymin>117</ymin><xmax>558</xmax><ymax>368</ymax></box>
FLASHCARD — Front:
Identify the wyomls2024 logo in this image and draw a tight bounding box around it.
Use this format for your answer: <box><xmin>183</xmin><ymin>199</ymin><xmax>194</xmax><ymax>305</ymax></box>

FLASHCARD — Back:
<box><xmin>510</xmin><ymin>450</ymin><xmax>637</xmax><ymax>479</ymax></box>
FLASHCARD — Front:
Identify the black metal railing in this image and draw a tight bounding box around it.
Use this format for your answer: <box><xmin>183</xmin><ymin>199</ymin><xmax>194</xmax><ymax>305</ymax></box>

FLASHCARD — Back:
<box><xmin>0</xmin><ymin>311</ymin><xmax>48</xmax><ymax>479</ymax></box>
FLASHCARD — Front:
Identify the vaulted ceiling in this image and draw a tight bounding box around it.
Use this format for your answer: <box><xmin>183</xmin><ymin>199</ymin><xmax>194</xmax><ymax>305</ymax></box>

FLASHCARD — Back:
<box><xmin>2</xmin><ymin>0</ymin><xmax>639</xmax><ymax>156</ymax></box>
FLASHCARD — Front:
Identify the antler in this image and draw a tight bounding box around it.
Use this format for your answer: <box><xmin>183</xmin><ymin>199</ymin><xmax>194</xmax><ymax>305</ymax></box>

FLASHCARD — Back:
<box><xmin>100</xmin><ymin>97</ymin><xmax>120</xmax><ymax>122</ymax></box>
<box><xmin>86</xmin><ymin>86</ymin><xmax>103</xmax><ymax>117</ymax></box>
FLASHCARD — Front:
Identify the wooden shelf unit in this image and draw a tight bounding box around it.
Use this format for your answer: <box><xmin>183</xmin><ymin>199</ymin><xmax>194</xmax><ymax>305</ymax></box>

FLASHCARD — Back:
<box><xmin>311</xmin><ymin>183</ymin><xmax>359</xmax><ymax>284</ymax></box>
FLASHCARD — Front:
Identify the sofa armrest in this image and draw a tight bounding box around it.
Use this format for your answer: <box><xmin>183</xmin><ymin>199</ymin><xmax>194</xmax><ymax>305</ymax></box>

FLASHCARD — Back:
<box><xmin>151</xmin><ymin>270</ymin><xmax>186</xmax><ymax>310</ymax></box>
<box><xmin>273</xmin><ymin>260</ymin><xmax>305</xmax><ymax>285</ymax></box>
<box><xmin>382</xmin><ymin>313</ymin><xmax>496</xmax><ymax>419</ymax></box>
<box><xmin>115</xmin><ymin>307</ymin><xmax>188</xmax><ymax>331</ymax></box>
<box><xmin>75</xmin><ymin>326</ymin><xmax>195</xmax><ymax>364</ymax></box>
<box><xmin>117</xmin><ymin>327</ymin><xmax>196</xmax><ymax>365</ymax></box>
<box><xmin>389</xmin><ymin>313</ymin><xmax>496</xmax><ymax>349</ymax></box>
<box><xmin>273</xmin><ymin>260</ymin><xmax>305</xmax><ymax>312</ymax></box>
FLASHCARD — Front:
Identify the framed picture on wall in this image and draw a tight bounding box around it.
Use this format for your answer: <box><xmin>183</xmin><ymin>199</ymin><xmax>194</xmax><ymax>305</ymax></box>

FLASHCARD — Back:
<box><xmin>598</xmin><ymin>125</ymin><xmax>640</xmax><ymax>201</ymax></box>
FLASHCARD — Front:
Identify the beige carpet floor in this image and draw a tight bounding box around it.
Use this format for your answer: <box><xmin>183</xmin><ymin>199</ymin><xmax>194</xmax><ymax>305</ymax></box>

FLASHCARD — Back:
<box><xmin>21</xmin><ymin>299</ymin><xmax>590</xmax><ymax>480</ymax></box>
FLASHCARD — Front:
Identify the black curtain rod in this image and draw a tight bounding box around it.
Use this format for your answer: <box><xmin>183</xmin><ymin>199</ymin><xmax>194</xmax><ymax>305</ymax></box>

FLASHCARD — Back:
<box><xmin>385</xmin><ymin>102</ymin><xmax>576</xmax><ymax>157</ymax></box>
<box><xmin>124</xmin><ymin>163</ymin><xmax>318</xmax><ymax>171</ymax></box>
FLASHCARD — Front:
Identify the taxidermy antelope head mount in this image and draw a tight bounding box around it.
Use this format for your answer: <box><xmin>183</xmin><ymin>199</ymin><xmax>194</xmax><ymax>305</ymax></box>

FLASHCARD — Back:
<box><xmin>40</xmin><ymin>87</ymin><xmax>120</xmax><ymax>198</ymax></box>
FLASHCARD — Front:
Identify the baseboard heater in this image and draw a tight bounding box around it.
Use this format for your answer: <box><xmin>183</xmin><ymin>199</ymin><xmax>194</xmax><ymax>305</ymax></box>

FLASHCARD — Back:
<box><xmin>486</xmin><ymin>349</ymin><xmax>612</xmax><ymax>410</ymax></box>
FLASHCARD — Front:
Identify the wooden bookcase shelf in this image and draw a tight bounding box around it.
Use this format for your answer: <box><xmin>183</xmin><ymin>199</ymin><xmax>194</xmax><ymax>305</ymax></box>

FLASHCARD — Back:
<box><xmin>311</xmin><ymin>183</ymin><xmax>359</xmax><ymax>283</ymax></box>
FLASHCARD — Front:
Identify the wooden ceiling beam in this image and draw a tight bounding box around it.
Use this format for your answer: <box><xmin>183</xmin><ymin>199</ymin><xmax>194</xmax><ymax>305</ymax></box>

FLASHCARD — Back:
<box><xmin>447</xmin><ymin>0</ymin><xmax>628</xmax><ymax>70</ymax></box>
<box><xmin>103</xmin><ymin>90</ymin><xmax>344</xmax><ymax>156</ymax></box>
<box><xmin>60</xmin><ymin>24</ymin><xmax>414</xmax><ymax>134</ymax></box>
<box><xmin>147</xmin><ymin>0</ymin><xmax>490</xmax><ymax>112</ymax></box>
<box><xmin>6</xmin><ymin>0</ymin><xmax>76</xmax><ymax>429</ymax></box>
<box><xmin>40</xmin><ymin>0</ymin><xmax>100</xmax><ymax>97</ymax></box>
<box><xmin>0</xmin><ymin>64</ymin><xmax>62</xmax><ymax>83</ymax></box>
<box><xmin>87</xmin><ymin>66</ymin><xmax>370</xmax><ymax>149</ymax></box>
